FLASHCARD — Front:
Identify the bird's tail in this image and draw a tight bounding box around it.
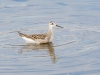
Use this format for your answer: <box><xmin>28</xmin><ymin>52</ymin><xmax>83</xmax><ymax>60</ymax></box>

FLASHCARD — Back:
<box><xmin>17</xmin><ymin>31</ymin><xmax>25</xmax><ymax>37</ymax></box>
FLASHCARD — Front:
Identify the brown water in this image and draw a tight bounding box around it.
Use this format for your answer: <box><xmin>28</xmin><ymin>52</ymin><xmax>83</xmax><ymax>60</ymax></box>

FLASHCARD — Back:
<box><xmin>0</xmin><ymin>0</ymin><xmax>100</xmax><ymax>75</ymax></box>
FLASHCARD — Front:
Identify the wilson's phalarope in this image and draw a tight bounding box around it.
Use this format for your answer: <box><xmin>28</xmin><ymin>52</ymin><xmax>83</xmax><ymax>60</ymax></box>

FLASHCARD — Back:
<box><xmin>18</xmin><ymin>21</ymin><xmax>63</xmax><ymax>44</ymax></box>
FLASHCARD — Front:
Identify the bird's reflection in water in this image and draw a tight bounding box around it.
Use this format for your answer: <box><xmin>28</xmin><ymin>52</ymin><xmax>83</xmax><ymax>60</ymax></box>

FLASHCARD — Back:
<box><xmin>19</xmin><ymin>43</ymin><xmax>57</xmax><ymax>63</ymax></box>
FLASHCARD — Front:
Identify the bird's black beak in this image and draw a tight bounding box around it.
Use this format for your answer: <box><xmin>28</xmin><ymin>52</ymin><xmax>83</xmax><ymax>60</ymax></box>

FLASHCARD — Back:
<box><xmin>56</xmin><ymin>25</ymin><xmax>63</xmax><ymax>28</ymax></box>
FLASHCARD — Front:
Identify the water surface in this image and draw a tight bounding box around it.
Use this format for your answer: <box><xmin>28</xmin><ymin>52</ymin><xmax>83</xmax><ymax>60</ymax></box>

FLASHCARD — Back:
<box><xmin>0</xmin><ymin>0</ymin><xmax>100</xmax><ymax>75</ymax></box>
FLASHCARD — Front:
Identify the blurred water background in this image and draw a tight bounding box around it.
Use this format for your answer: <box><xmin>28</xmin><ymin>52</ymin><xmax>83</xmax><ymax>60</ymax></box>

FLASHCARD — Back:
<box><xmin>0</xmin><ymin>0</ymin><xmax>100</xmax><ymax>75</ymax></box>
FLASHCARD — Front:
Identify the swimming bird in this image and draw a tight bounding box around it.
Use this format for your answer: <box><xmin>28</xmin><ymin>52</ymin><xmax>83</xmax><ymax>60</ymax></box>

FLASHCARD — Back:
<box><xmin>18</xmin><ymin>21</ymin><xmax>63</xmax><ymax>44</ymax></box>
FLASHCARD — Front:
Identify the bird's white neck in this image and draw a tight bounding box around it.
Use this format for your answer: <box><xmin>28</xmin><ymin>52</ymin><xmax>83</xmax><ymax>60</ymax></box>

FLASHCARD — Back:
<box><xmin>46</xmin><ymin>26</ymin><xmax>53</xmax><ymax>37</ymax></box>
